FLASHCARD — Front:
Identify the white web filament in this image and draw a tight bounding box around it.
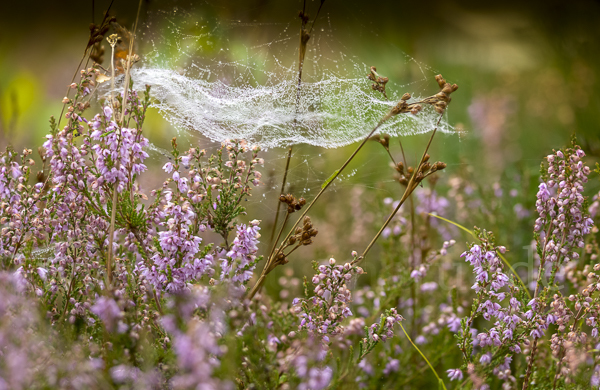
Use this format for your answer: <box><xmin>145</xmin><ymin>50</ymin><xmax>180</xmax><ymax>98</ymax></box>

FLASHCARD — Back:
<box><xmin>127</xmin><ymin>8</ymin><xmax>454</xmax><ymax>150</ymax></box>
<box><xmin>130</xmin><ymin>63</ymin><xmax>453</xmax><ymax>150</ymax></box>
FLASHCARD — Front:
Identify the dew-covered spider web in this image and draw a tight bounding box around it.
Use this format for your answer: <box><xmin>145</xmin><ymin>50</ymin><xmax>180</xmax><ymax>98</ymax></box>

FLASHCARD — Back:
<box><xmin>129</xmin><ymin>3</ymin><xmax>455</xmax><ymax>151</ymax></box>
<box><xmin>115</xmin><ymin>2</ymin><xmax>460</xmax><ymax>219</ymax></box>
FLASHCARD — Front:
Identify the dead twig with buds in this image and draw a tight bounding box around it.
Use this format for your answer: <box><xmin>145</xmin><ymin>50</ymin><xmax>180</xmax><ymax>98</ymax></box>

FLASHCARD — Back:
<box><xmin>247</xmin><ymin>73</ymin><xmax>458</xmax><ymax>300</ymax></box>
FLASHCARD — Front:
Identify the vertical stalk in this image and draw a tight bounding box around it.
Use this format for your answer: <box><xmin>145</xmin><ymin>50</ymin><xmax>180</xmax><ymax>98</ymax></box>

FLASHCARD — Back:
<box><xmin>105</xmin><ymin>35</ymin><xmax>118</xmax><ymax>286</ymax></box>
<box><xmin>106</xmin><ymin>0</ymin><xmax>143</xmax><ymax>286</ymax></box>
<box><xmin>522</xmin><ymin>229</ymin><xmax>567</xmax><ymax>389</ymax></box>
<box><xmin>269</xmin><ymin>1</ymin><xmax>317</xmax><ymax>247</ymax></box>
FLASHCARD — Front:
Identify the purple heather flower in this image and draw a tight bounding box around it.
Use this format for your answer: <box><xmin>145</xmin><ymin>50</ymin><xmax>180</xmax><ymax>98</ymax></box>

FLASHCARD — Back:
<box><xmin>138</xmin><ymin>198</ymin><xmax>213</xmax><ymax>293</ymax></box>
<box><xmin>219</xmin><ymin>220</ymin><xmax>261</xmax><ymax>287</ymax></box>
<box><xmin>383</xmin><ymin>359</ymin><xmax>400</xmax><ymax>375</ymax></box>
<box><xmin>299</xmin><ymin>367</ymin><xmax>333</xmax><ymax>390</ymax></box>
<box><xmin>293</xmin><ymin>258</ymin><xmax>366</xmax><ymax>340</ymax></box>
<box><xmin>91</xmin><ymin>296</ymin><xmax>121</xmax><ymax>332</ymax></box>
<box><xmin>447</xmin><ymin>368</ymin><xmax>463</xmax><ymax>381</ymax></box>
<box><xmin>480</xmin><ymin>352</ymin><xmax>492</xmax><ymax>365</ymax></box>
<box><xmin>447</xmin><ymin>315</ymin><xmax>461</xmax><ymax>333</ymax></box>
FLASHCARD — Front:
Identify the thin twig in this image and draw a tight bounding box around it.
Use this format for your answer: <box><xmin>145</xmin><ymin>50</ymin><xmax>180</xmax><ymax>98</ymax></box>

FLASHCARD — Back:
<box><xmin>269</xmin><ymin>0</ymin><xmax>323</xmax><ymax>249</ymax></box>
<box><xmin>57</xmin><ymin>0</ymin><xmax>115</xmax><ymax>130</ymax></box>
<box><xmin>106</xmin><ymin>0</ymin><xmax>143</xmax><ymax>286</ymax></box>
<box><xmin>398</xmin><ymin>321</ymin><xmax>448</xmax><ymax>390</ymax></box>
<box><xmin>353</xmin><ymin>122</ymin><xmax>440</xmax><ymax>265</ymax></box>
<box><xmin>269</xmin><ymin>146</ymin><xmax>293</xmax><ymax>245</ymax></box>
<box><xmin>247</xmin><ymin>114</ymin><xmax>392</xmax><ymax>300</ymax></box>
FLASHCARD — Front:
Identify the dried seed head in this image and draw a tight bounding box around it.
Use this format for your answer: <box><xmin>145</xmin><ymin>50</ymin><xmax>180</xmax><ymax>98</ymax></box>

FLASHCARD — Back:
<box><xmin>435</xmin><ymin>74</ymin><xmax>446</xmax><ymax>89</ymax></box>
<box><xmin>410</xmin><ymin>106</ymin><xmax>420</xmax><ymax>115</ymax></box>
<box><xmin>38</xmin><ymin>146</ymin><xmax>46</xmax><ymax>161</ymax></box>
<box><xmin>401</xmin><ymin>93</ymin><xmax>411</xmax><ymax>101</ymax></box>
<box><xmin>302</xmin><ymin>239</ymin><xmax>313</xmax><ymax>246</ymax></box>
<box><xmin>381</xmin><ymin>134</ymin><xmax>391</xmax><ymax>148</ymax></box>
<box><xmin>395</xmin><ymin>161</ymin><xmax>404</xmax><ymax>174</ymax></box>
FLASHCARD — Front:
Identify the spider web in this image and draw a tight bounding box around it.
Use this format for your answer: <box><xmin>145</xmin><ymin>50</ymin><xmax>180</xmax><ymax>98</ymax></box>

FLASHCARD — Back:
<box><xmin>131</xmin><ymin>4</ymin><xmax>454</xmax><ymax>151</ymax></box>
<box><xmin>125</xmin><ymin>3</ymin><xmax>456</xmax><ymax>214</ymax></box>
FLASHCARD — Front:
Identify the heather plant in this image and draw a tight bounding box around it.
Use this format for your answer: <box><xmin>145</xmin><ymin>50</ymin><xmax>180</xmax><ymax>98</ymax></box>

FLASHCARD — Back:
<box><xmin>1</xmin><ymin>3</ymin><xmax>600</xmax><ymax>390</ymax></box>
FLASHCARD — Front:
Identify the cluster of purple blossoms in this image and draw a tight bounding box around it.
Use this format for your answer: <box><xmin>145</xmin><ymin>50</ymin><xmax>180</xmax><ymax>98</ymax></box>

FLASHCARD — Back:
<box><xmin>466</xmin><ymin>245</ymin><xmax>526</xmax><ymax>357</ymax></box>
<box><xmin>534</xmin><ymin>147</ymin><xmax>593</xmax><ymax>262</ymax></box>
<box><xmin>415</xmin><ymin>187</ymin><xmax>450</xmax><ymax>216</ymax></box>
<box><xmin>219</xmin><ymin>219</ymin><xmax>261</xmax><ymax>286</ymax></box>
<box><xmin>463</xmin><ymin>244</ymin><xmax>509</xmax><ymax>300</ymax></box>
<box><xmin>0</xmin><ymin>63</ymin><xmax>285</xmax><ymax>388</ymax></box>
<box><xmin>381</xmin><ymin>197</ymin><xmax>406</xmax><ymax>239</ymax></box>
<box><xmin>450</xmin><ymin>238</ymin><xmax>525</xmax><ymax>383</ymax></box>
<box><xmin>447</xmin><ymin>368</ymin><xmax>463</xmax><ymax>381</ymax></box>
<box><xmin>89</xmin><ymin>106</ymin><xmax>149</xmax><ymax>192</ymax></box>
<box><xmin>292</xmin><ymin>256</ymin><xmax>364</xmax><ymax>342</ymax></box>
<box><xmin>0</xmin><ymin>149</ymin><xmax>45</xmax><ymax>260</ymax></box>
<box><xmin>415</xmin><ymin>187</ymin><xmax>454</xmax><ymax>240</ymax></box>
<box><xmin>366</xmin><ymin>308</ymin><xmax>404</xmax><ymax>343</ymax></box>
<box><xmin>168</xmin><ymin>318</ymin><xmax>227</xmax><ymax>390</ymax></box>
<box><xmin>297</xmin><ymin>366</ymin><xmax>333</xmax><ymax>390</ymax></box>
<box><xmin>90</xmin><ymin>295</ymin><xmax>123</xmax><ymax>333</ymax></box>
<box><xmin>0</xmin><ymin>271</ymin><xmax>113</xmax><ymax>388</ymax></box>
<box><xmin>139</xmin><ymin>194</ymin><xmax>214</xmax><ymax>293</ymax></box>
<box><xmin>420</xmin><ymin>303</ymin><xmax>464</xmax><ymax>342</ymax></box>
<box><xmin>285</xmin><ymin>337</ymin><xmax>333</xmax><ymax>390</ymax></box>
<box><xmin>523</xmin><ymin>146</ymin><xmax>595</xmax><ymax>341</ymax></box>
<box><xmin>449</xmin><ymin>144</ymin><xmax>598</xmax><ymax>388</ymax></box>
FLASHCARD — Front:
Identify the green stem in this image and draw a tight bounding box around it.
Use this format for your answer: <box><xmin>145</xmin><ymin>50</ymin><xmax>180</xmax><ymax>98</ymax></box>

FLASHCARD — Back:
<box><xmin>398</xmin><ymin>321</ymin><xmax>447</xmax><ymax>390</ymax></box>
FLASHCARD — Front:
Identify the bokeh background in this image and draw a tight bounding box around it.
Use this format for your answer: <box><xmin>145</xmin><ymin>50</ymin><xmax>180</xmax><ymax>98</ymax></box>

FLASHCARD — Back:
<box><xmin>1</xmin><ymin>0</ymin><xmax>599</xmax><ymax>289</ymax></box>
